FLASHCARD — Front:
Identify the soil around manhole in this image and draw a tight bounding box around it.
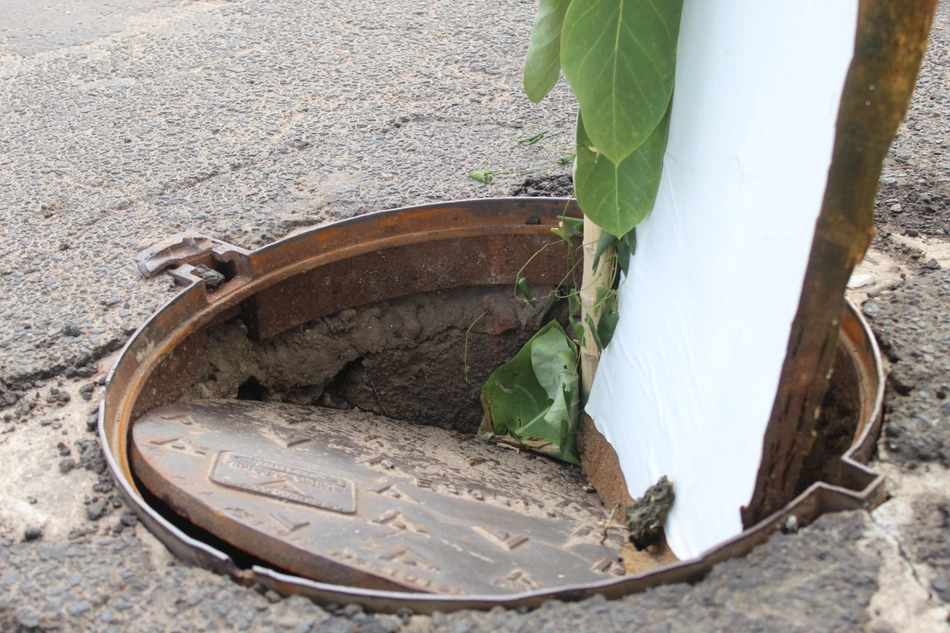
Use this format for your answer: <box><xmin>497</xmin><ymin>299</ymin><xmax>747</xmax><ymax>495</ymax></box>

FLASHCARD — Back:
<box><xmin>511</xmin><ymin>174</ymin><xmax>574</xmax><ymax>198</ymax></box>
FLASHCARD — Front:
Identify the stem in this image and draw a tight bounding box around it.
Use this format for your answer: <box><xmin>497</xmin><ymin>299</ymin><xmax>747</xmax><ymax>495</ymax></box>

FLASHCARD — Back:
<box><xmin>580</xmin><ymin>216</ymin><xmax>612</xmax><ymax>398</ymax></box>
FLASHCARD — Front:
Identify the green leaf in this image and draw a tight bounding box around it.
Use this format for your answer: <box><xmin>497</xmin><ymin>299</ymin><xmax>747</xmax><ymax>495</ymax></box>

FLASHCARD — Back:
<box><xmin>479</xmin><ymin>321</ymin><xmax>581</xmax><ymax>464</ymax></box>
<box><xmin>481</xmin><ymin>372</ymin><xmax>549</xmax><ymax>439</ymax></box>
<box><xmin>524</xmin><ymin>0</ymin><xmax>574</xmax><ymax>103</ymax></box>
<box><xmin>469</xmin><ymin>170</ymin><xmax>493</xmax><ymax>184</ymax></box>
<box><xmin>551</xmin><ymin>215</ymin><xmax>583</xmax><ymax>241</ymax></box>
<box><xmin>585</xmin><ymin>313</ymin><xmax>603</xmax><ymax>351</ymax></box>
<box><xmin>527</xmin><ymin>324</ymin><xmax>581</xmax><ymax>463</ymax></box>
<box><xmin>519</xmin><ymin>388</ymin><xmax>579</xmax><ymax>463</ymax></box>
<box><xmin>530</xmin><ymin>325</ymin><xmax>578</xmax><ymax>396</ymax></box>
<box><xmin>574</xmin><ymin>106</ymin><xmax>671</xmax><ymax>237</ymax></box>
<box><xmin>567</xmin><ymin>292</ymin><xmax>581</xmax><ymax>319</ymax></box>
<box><xmin>616</xmin><ymin>227</ymin><xmax>636</xmax><ymax>276</ymax></box>
<box><xmin>592</xmin><ymin>230</ymin><xmax>617</xmax><ymax>272</ymax></box>
<box><xmin>597</xmin><ymin>296</ymin><xmax>620</xmax><ymax>348</ymax></box>
<box><xmin>480</xmin><ymin>325</ymin><xmax>552</xmax><ymax>438</ymax></box>
<box><xmin>519</xmin><ymin>129</ymin><xmax>549</xmax><ymax>145</ymax></box>
<box><xmin>516</xmin><ymin>277</ymin><xmax>537</xmax><ymax>307</ymax></box>
<box><xmin>561</xmin><ymin>0</ymin><xmax>683</xmax><ymax>162</ymax></box>
<box><xmin>538</xmin><ymin>295</ymin><xmax>559</xmax><ymax>326</ymax></box>
<box><xmin>571</xmin><ymin>318</ymin><xmax>586</xmax><ymax>344</ymax></box>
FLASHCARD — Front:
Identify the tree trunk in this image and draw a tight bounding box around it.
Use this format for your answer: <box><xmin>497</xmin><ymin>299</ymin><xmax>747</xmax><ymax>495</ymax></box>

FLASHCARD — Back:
<box><xmin>742</xmin><ymin>0</ymin><xmax>938</xmax><ymax>526</ymax></box>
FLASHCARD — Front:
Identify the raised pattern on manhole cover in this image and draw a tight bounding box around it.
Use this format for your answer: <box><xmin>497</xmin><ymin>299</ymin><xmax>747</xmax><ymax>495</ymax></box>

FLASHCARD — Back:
<box><xmin>131</xmin><ymin>400</ymin><xmax>626</xmax><ymax>595</ymax></box>
<box><xmin>209</xmin><ymin>452</ymin><xmax>357</xmax><ymax>515</ymax></box>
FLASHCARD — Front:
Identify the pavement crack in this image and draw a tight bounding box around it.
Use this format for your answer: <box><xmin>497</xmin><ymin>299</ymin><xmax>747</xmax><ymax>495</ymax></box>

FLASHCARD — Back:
<box><xmin>872</xmin><ymin>509</ymin><xmax>934</xmax><ymax>600</ymax></box>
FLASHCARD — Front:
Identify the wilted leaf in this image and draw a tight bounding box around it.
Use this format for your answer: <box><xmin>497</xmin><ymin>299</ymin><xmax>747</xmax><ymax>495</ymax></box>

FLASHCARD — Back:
<box><xmin>574</xmin><ymin>106</ymin><xmax>671</xmax><ymax>237</ymax></box>
<box><xmin>524</xmin><ymin>0</ymin><xmax>574</xmax><ymax>103</ymax></box>
<box><xmin>561</xmin><ymin>0</ymin><xmax>683</xmax><ymax>163</ymax></box>
<box><xmin>469</xmin><ymin>170</ymin><xmax>494</xmax><ymax>183</ymax></box>
<box><xmin>479</xmin><ymin>321</ymin><xmax>581</xmax><ymax>464</ymax></box>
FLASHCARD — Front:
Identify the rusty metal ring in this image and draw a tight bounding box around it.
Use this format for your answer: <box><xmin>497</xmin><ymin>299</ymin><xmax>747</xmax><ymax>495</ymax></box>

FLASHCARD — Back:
<box><xmin>100</xmin><ymin>198</ymin><xmax>884</xmax><ymax>614</ymax></box>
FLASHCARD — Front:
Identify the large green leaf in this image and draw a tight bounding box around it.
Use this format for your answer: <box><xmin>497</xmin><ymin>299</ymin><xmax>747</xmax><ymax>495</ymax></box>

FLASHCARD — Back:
<box><xmin>479</xmin><ymin>321</ymin><xmax>581</xmax><ymax>464</ymax></box>
<box><xmin>524</xmin><ymin>0</ymin><xmax>574</xmax><ymax>103</ymax></box>
<box><xmin>530</xmin><ymin>325</ymin><xmax>578</xmax><ymax>397</ymax></box>
<box><xmin>561</xmin><ymin>0</ymin><xmax>683</xmax><ymax>163</ymax></box>
<box><xmin>574</xmin><ymin>106</ymin><xmax>671</xmax><ymax>237</ymax></box>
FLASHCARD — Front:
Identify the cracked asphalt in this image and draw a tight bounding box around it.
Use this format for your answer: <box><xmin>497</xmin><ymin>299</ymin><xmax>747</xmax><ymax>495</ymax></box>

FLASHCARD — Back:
<box><xmin>1</xmin><ymin>0</ymin><xmax>950</xmax><ymax>631</ymax></box>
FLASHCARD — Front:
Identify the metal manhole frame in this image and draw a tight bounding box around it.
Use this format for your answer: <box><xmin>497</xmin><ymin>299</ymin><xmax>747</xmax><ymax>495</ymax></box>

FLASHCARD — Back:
<box><xmin>100</xmin><ymin>197</ymin><xmax>885</xmax><ymax>614</ymax></box>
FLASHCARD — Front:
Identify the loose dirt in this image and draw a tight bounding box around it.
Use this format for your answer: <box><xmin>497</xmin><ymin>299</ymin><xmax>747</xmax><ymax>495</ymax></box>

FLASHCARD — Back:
<box><xmin>184</xmin><ymin>286</ymin><xmax>558</xmax><ymax>435</ymax></box>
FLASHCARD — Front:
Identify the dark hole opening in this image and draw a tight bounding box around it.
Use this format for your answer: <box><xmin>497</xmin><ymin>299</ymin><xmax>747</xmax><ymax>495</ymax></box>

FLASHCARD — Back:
<box><xmin>212</xmin><ymin>258</ymin><xmax>238</xmax><ymax>282</ymax></box>
<box><xmin>131</xmin><ymin>468</ymin><xmax>269</xmax><ymax>573</ymax></box>
<box><xmin>236</xmin><ymin>376</ymin><xmax>268</xmax><ymax>401</ymax></box>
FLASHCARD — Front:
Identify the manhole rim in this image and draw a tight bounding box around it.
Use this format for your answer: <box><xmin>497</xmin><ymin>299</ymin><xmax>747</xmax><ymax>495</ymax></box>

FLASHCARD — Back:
<box><xmin>100</xmin><ymin>197</ymin><xmax>885</xmax><ymax>614</ymax></box>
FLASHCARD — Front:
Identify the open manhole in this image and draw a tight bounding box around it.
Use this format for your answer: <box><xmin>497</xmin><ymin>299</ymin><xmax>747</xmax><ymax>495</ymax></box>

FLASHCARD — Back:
<box><xmin>100</xmin><ymin>198</ymin><xmax>884</xmax><ymax>613</ymax></box>
<box><xmin>130</xmin><ymin>280</ymin><xmax>629</xmax><ymax>594</ymax></box>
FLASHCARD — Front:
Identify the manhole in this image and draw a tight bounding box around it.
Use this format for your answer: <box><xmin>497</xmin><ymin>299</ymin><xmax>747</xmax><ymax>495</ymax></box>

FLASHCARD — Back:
<box><xmin>100</xmin><ymin>198</ymin><xmax>884</xmax><ymax>613</ymax></box>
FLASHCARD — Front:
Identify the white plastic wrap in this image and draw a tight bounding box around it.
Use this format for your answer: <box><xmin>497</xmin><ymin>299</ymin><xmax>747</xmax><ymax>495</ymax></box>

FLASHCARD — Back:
<box><xmin>585</xmin><ymin>0</ymin><xmax>859</xmax><ymax>559</ymax></box>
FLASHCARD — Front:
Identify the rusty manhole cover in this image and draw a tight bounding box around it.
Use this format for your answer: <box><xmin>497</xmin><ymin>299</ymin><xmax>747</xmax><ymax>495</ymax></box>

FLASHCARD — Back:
<box><xmin>132</xmin><ymin>400</ymin><xmax>627</xmax><ymax>595</ymax></box>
